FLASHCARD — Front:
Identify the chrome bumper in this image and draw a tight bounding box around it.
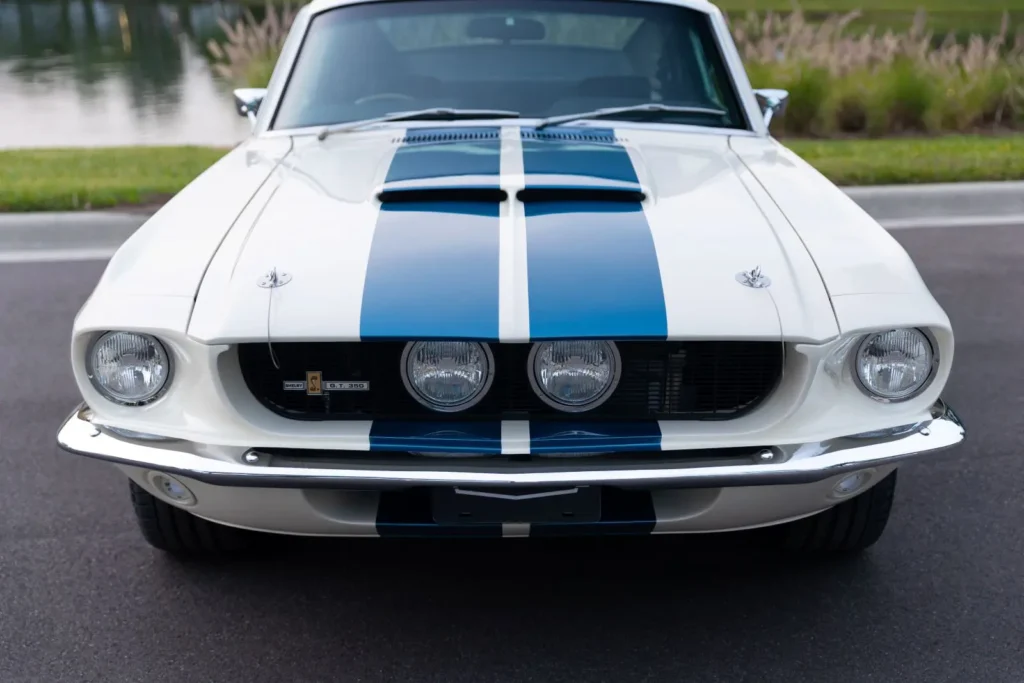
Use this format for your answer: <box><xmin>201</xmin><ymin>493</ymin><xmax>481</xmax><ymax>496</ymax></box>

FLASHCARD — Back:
<box><xmin>55</xmin><ymin>402</ymin><xmax>965</xmax><ymax>490</ymax></box>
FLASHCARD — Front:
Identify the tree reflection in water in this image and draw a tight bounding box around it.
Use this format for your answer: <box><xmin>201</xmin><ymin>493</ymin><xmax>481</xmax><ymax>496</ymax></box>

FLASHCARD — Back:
<box><xmin>0</xmin><ymin>0</ymin><xmax>251</xmax><ymax>145</ymax></box>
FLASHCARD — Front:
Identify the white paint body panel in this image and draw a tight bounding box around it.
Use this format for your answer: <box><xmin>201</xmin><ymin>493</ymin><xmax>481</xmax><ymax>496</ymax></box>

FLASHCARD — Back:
<box><xmin>185</xmin><ymin>130</ymin><xmax>838</xmax><ymax>344</ymax></box>
<box><xmin>85</xmin><ymin>139</ymin><xmax>292</xmax><ymax>303</ymax></box>
<box><xmin>64</xmin><ymin>0</ymin><xmax>959</xmax><ymax>537</ymax></box>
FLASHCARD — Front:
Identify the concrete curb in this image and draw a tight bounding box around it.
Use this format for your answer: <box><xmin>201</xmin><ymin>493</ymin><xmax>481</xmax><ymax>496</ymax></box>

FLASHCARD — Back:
<box><xmin>0</xmin><ymin>210</ymin><xmax>151</xmax><ymax>242</ymax></box>
<box><xmin>844</xmin><ymin>181</ymin><xmax>1024</xmax><ymax>225</ymax></box>
<box><xmin>1</xmin><ymin>181</ymin><xmax>1022</xmax><ymax>260</ymax></box>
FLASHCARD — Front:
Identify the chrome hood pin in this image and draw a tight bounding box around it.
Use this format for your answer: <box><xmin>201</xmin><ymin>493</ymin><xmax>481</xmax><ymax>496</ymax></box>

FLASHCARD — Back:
<box><xmin>736</xmin><ymin>266</ymin><xmax>771</xmax><ymax>289</ymax></box>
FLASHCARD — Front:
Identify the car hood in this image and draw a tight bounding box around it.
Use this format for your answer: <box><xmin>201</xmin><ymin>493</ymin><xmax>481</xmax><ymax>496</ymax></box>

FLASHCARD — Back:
<box><xmin>187</xmin><ymin>127</ymin><xmax>839</xmax><ymax>343</ymax></box>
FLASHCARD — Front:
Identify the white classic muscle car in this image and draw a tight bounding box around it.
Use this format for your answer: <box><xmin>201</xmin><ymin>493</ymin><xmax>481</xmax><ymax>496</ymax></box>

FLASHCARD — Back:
<box><xmin>58</xmin><ymin>0</ymin><xmax>965</xmax><ymax>557</ymax></box>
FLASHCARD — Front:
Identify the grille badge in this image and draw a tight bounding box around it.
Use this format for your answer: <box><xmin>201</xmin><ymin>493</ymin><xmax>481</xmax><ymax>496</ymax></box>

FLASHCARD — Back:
<box><xmin>284</xmin><ymin>373</ymin><xmax>370</xmax><ymax>395</ymax></box>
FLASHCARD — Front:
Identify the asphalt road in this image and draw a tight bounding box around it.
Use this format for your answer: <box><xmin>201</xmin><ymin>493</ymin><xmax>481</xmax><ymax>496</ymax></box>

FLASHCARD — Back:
<box><xmin>1</xmin><ymin>224</ymin><xmax>1021</xmax><ymax>683</ymax></box>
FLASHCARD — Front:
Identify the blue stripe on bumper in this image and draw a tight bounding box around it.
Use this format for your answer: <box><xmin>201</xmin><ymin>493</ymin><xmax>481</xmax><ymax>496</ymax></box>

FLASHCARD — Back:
<box><xmin>366</xmin><ymin>421</ymin><xmax>662</xmax><ymax>455</ymax></box>
<box><xmin>369</xmin><ymin>421</ymin><xmax>503</xmax><ymax>454</ymax></box>
<box><xmin>529</xmin><ymin>421</ymin><xmax>662</xmax><ymax>454</ymax></box>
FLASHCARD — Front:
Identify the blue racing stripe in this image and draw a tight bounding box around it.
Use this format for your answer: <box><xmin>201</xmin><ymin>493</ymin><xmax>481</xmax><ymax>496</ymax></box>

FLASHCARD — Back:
<box><xmin>529</xmin><ymin>421</ymin><xmax>662</xmax><ymax>454</ymax></box>
<box><xmin>359</xmin><ymin>201</ymin><xmax>500</xmax><ymax>340</ymax></box>
<box><xmin>361</xmin><ymin>128</ymin><xmax>503</xmax><ymax>340</ymax></box>
<box><xmin>530</xmin><ymin>487</ymin><xmax>657</xmax><ymax>537</ymax></box>
<box><xmin>521</xmin><ymin>127</ymin><xmax>637</xmax><ymax>184</ymax></box>
<box><xmin>369</xmin><ymin>421</ymin><xmax>502</xmax><ymax>454</ymax></box>
<box><xmin>521</xmin><ymin>128</ymin><xmax>668</xmax><ymax>340</ymax></box>
<box><xmin>376</xmin><ymin>489</ymin><xmax>502</xmax><ymax>538</ymax></box>
<box><xmin>385</xmin><ymin>127</ymin><xmax>502</xmax><ymax>187</ymax></box>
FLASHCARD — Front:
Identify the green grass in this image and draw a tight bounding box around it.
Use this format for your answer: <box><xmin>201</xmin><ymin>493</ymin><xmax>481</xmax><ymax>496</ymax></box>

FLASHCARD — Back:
<box><xmin>1</xmin><ymin>137</ymin><xmax>1022</xmax><ymax>212</ymax></box>
<box><xmin>785</xmin><ymin>135</ymin><xmax>1024</xmax><ymax>185</ymax></box>
<box><xmin>0</xmin><ymin>147</ymin><xmax>228</xmax><ymax>212</ymax></box>
<box><xmin>715</xmin><ymin>0</ymin><xmax>1024</xmax><ymax>11</ymax></box>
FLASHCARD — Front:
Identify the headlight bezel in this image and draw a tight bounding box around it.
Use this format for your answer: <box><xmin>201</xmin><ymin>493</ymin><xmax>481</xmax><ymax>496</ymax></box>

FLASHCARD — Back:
<box><xmin>851</xmin><ymin>327</ymin><xmax>940</xmax><ymax>403</ymax></box>
<box><xmin>401</xmin><ymin>341</ymin><xmax>495</xmax><ymax>413</ymax></box>
<box><xmin>85</xmin><ymin>331</ymin><xmax>174</xmax><ymax>407</ymax></box>
<box><xmin>528</xmin><ymin>340</ymin><xmax>622</xmax><ymax>413</ymax></box>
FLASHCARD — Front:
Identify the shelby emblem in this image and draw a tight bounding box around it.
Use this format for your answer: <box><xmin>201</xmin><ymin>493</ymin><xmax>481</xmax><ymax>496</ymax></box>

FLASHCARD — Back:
<box><xmin>283</xmin><ymin>371</ymin><xmax>370</xmax><ymax>396</ymax></box>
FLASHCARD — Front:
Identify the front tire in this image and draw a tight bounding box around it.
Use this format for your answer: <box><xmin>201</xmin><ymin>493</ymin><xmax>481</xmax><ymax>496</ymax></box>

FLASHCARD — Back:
<box><xmin>129</xmin><ymin>481</ymin><xmax>255</xmax><ymax>558</ymax></box>
<box><xmin>775</xmin><ymin>470</ymin><xmax>898</xmax><ymax>555</ymax></box>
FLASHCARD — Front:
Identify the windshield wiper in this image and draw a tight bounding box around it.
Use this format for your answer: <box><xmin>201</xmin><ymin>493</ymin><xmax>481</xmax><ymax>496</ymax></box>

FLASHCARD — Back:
<box><xmin>534</xmin><ymin>103</ymin><xmax>727</xmax><ymax>130</ymax></box>
<box><xmin>317</xmin><ymin>108</ymin><xmax>520</xmax><ymax>141</ymax></box>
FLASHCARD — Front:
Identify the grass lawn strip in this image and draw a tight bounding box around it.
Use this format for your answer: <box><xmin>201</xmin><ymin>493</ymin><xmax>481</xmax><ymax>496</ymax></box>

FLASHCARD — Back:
<box><xmin>2</xmin><ymin>136</ymin><xmax>1023</xmax><ymax>212</ymax></box>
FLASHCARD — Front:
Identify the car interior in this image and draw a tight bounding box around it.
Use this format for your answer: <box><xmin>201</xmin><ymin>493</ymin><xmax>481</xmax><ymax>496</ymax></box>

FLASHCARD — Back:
<box><xmin>272</xmin><ymin>7</ymin><xmax>744</xmax><ymax>130</ymax></box>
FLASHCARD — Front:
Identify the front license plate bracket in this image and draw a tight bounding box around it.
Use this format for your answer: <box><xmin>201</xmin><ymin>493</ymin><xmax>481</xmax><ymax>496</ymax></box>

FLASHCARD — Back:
<box><xmin>431</xmin><ymin>486</ymin><xmax>602</xmax><ymax>525</ymax></box>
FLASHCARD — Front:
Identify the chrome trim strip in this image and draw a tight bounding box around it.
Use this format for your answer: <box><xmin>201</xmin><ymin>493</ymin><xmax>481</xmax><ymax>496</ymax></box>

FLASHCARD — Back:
<box><xmin>56</xmin><ymin>402</ymin><xmax>965</xmax><ymax>490</ymax></box>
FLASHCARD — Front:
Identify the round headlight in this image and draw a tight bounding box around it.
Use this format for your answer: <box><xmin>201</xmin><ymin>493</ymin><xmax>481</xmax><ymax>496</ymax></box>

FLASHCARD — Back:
<box><xmin>402</xmin><ymin>341</ymin><xmax>493</xmax><ymax>412</ymax></box>
<box><xmin>530</xmin><ymin>341</ymin><xmax>620</xmax><ymax>412</ymax></box>
<box><xmin>87</xmin><ymin>331</ymin><xmax>171</xmax><ymax>406</ymax></box>
<box><xmin>855</xmin><ymin>328</ymin><xmax>935</xmax><ymax>401</ymax></box>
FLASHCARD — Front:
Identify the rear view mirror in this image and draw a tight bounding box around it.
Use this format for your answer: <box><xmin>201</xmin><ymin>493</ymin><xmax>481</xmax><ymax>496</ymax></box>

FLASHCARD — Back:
<box><xmin>466</xmin><ymin>16</ymin><xmax>546</xmax><ymax>42</ymax></box>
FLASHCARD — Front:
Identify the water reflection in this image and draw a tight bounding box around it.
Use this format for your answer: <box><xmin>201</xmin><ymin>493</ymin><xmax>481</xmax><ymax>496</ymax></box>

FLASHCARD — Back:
<box><xmin>0</xmin><ymin>0</ymin><xmax>253</xmax><ymax>148</ymax></box>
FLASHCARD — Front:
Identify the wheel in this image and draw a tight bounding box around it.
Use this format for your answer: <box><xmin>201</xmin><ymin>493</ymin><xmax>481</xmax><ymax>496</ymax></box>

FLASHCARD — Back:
<box><xmin>129</xmin><ymin>481</ymin><xmax>255</xmax><ymax>558</ymax></box>
<box><xmin>774</xmin><ymin>470</ymin><xmax>898</xmax><ymax>555</ymax></box>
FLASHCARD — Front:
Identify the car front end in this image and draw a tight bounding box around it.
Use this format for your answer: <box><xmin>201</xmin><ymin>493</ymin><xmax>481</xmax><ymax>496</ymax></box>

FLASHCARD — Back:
<box><xmin>56</xmin><ymin>0</ymin><xmax>965</xmax><ymax>555</ymax></box>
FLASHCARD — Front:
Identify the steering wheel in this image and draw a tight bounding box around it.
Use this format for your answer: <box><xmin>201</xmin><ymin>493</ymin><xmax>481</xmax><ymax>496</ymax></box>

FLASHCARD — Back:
<box><xmin>354</xmin><ymin>93</ymin><xmax>416</xmax><ymax>106</ymax></box>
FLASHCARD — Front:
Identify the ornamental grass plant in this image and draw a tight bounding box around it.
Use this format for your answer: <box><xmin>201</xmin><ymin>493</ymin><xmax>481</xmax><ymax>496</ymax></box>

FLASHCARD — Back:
<box><xmin>734</xmin><ymin>8</ymin><xmax>1024</xmax><ymax>136</ymax></box>
<box><xmin>207</xmin><ymin>3</ymin><xmax>299</xmax><ymax>90</ymax></box>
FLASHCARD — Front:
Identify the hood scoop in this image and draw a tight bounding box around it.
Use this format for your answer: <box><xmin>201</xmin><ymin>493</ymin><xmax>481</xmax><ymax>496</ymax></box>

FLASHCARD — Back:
<box><xmin>377</xmin><ymin>186</ymin><xmax>508</xmax><ymax>204</ymax></box>
<box><xmin>516</xmin><ymin>186</ymin><xmax>646</xmax><ymax>203</ymax></box>
<box><xmin>377</xmin><ymin>185</ymin><xmax>643</xmax><ymax>205</ymax></box>
<box><xmin>377</xmin><ymin>127</ymin><xmax>645</xmax><ymax>204</ymax></box>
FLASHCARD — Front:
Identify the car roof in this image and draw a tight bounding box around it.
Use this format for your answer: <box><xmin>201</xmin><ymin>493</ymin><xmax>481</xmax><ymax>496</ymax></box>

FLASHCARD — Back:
<box><xmin>304</xmin><ymin>0</ymin><xmax>719</xmax><ymax>18</ymax></box>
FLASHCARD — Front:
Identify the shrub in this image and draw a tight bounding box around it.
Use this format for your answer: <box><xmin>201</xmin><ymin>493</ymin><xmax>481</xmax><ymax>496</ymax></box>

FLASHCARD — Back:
<box><xmin>732</xmin><ymin>6</ymin><xmax>1024</xmax><ymax>136</ymax></box>
<box><xmin>764</xmin><ymin>63</ymin><xmax>835</xmax><ymax>135</ymax></box>
<box><xmin>207</xmin><ymin>2</ymin><xmax>298</xmax><ymax>88</ymax></box>
<box><xmin>868</xmin><ymin>58</ymin><xmax>941</xmax><ymax>134</ymax></box>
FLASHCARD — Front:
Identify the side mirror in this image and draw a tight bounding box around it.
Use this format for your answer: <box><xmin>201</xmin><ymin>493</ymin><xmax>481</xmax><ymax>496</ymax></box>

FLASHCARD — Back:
<box><xmin>234</xmin><ymin>88</ymin><xmax>267</xmax><ymax>128</ymax></box>
<box><xmin>753</xmin><ymin>88</ymin><xmax>789</xmax><ymax>128</ymax></box>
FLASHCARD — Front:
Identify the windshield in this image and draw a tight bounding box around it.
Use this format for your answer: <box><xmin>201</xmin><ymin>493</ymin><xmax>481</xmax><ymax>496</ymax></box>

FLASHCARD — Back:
<box><xmin>271</xmin><ymin>0</ymin><xmax>749</xmax><ymax>131</ymax></box>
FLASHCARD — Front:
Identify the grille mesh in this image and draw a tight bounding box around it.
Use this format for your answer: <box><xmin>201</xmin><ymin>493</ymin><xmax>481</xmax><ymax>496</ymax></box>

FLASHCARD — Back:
<box><xmin>393</xmin><ymin>130</ymin><xmax>501</xmax><ymax>144</ymax></box>
<box><xmin>520</xmin><ymin>130</ymin><xmax>628</xmax><ymax>144</ymax></box>
<box><xmin>237</xmin><ymin>342</ymin><xmax>783</xmax><ymax>422</ymax></box>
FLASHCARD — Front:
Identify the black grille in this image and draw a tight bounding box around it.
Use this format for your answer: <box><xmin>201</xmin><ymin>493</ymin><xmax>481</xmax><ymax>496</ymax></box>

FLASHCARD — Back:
<box><xmin>237</xmin><ymin>342</ymin><xmax>782</xmax><ymax>422</ymax></box>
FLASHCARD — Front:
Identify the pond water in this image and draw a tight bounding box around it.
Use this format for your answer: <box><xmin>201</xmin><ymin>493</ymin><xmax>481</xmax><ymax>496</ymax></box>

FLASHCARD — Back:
<box><xmin>0</xmin><ymin>0</ymin><xmax>1017</xmax><ymax>149</ymax></box>
<box><xmin>0</xmin><ymin>0</ymin><xmax>255</xmax><ymax>148</ymax></box>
